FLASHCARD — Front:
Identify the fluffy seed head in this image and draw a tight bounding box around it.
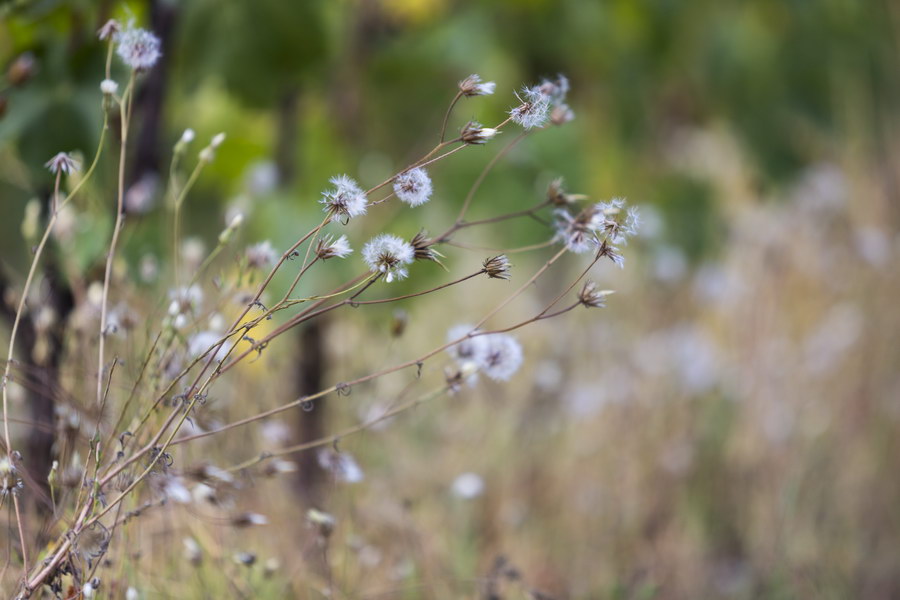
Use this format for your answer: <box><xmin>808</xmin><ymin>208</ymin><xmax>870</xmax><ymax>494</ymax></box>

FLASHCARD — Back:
<box><xmin>45</xmin><ymin>152</ymin><xmax>80</xmax><ymax>175</ymax></box>
<box><xmin>553</xmin><ymin>206</ymin><xmax>602</xmax><ymax>254</ymax></box>
<box><xmin>539</xmin><ymin>74</ymin><xmax>570</xmax><ymax>105</ymax></box>
<box><xmin>461</xmin><ymin>121</ymin><xmax>499</xmax><ymax>145</ymax></box>
<box><xmin>478</xmin><ymin>333</ymin><xmax>524</xmax><ymax>381</ymax></box>
<box><xmin>362</xmin><ymin>234</ymin><xmax>415</xmax><ymax>282</ymax></box>
<box><xmin>180</xmin><ymin>129</ymin><xmax>195</xmax><ymax>144</ymax></box>
<box><xmin>317</xmin><ymin>449</ymin><xmax>364</xmax><ymax>483</ymax></box>
<box><xmin>321</xmin><ymin>175</ymin><xmax>368</xmax><ymax>222</ymax></box>
<box><xmin>482</xmin><ymin>255</ymin><xmax>511</xmax><ymax>280</ymax></box>
<box><xmin>115</xmin><ymin>25</ymin><xmax>161</xmax><ymax>71</ymax></box>
<box><xmin>315</xmin><ymin>234</ymin><xmax>353</xmax><ymax>260</ymax></box>
<box><xmin>509</xmin><ymin>86</ymin><xmax>551</xmax><ymax>130</ymax></box>
<box><xmin>245</xmin><ymin>240</ymin><xmax>277</xmax><ymax>269</ymax></box>
<box><xmin>100</xmin><ymin>79</ymin><xmax>118</xmax><ymax>95</ymax></box>
<box><xmin>458</xmin><ymin>74</ymin><xmax>496</xmax><ymax>97</ymax></box>
<box><xmin>393</xmin><ymin>167</ymin><xmax>433</xmax><ymax>207</ymax></box>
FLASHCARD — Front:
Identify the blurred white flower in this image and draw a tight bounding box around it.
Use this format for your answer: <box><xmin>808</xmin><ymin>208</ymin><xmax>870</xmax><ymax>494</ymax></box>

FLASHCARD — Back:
<box><xmin>115</xmin><ymin>24</ymin><xmax>161</xmax><ymax>71</ymax></box>
<box><xmin>451</xmin><ymin>472</ymin><xmax>484</xmax><ymax>499</ymax></box>
<box><xmin>317</xmin><ymin>449</ymin><xmax>364</xmax><ymax>483</ymax></box>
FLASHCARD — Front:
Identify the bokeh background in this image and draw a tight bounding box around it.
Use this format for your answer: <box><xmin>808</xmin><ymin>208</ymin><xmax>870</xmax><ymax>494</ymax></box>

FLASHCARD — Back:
<box><xmin>2</xmin><ymin>0</ymin><xmax>900</xmax><ymax>598</ymax></box>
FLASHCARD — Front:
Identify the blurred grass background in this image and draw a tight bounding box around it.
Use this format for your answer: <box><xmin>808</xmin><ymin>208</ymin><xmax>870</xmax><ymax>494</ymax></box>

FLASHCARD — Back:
<box><xmin>2</xmin><ymin>0</ymin><xmax>900</xmax><ymax>598</ymax></box>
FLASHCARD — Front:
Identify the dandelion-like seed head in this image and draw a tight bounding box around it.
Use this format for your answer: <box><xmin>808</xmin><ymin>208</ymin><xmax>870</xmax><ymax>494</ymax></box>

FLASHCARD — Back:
<box><xmin>478</xmin><ymin>333</ymin><xmax>524</xmax><ymax>381</ymax></box>
<box><xmin>115</xmin><ymin>24</ymin><xmax>161</xmax><ymax>71</ymax></box>
<box><xmin>553</xmin><ymin>206</ymin><xmax>602</xmax><ymax>254</ymax></box>
<box><xmin>594</xmin><ymin>198</ymin><xmax>639</xmax><ymax>246</ymax></box>
<box><xmin>579</xmin><ymin>281</ymin><xmax>614</xmax><ymax>308</ymax></box>
<box><xmin>317</xmin><ymin>449</ymin><xmax>364</xmax><ymax>483</ymax></box>
<box><xmin>362</xmin><ymin>234</ymin><xmax>415</xmax><ymax>282</ymax></box>
<box><xmin>245</xmin><ymin>240</ymin><xmax>277</xmax><ymax>269</ymax></box>
<box><xmin>551</xmin><ymin>103</ymin><xmax>575</xmax><ymax>125</ymax></box>
<box><xmin>446</xmin><ymin>324</ymin><xmax>486</xmax><ymax>363</ymax></box>
<box><xmin>482</xmin><ymin>255</ymin><xmax>511</xmax><ymax>280</ymax></box>
<box><xmin>393</xmin><ymin>167</ymin><xmax>433</xmax><ymax>207</ymax></box>
<box><xmin>45</xmin><ymin>152</ymin><xmax>80</xmax><ymax>176</ymax></box>
<box><xmin>598</xmin><ymin>239</ymin><xmax>625</xmax><ymax>269</ymax></box>
<box><xmin>100</xmin><ymin>79</ymin><xmax>119</xmax><ymax>95</ymax></box>
<box><xmin>321</xmin><ymin>174</ymin><xmax>368</xmax><ymax>222</ymax></box>
<box><xmin>316</xmin><ymin>234</ymin><xmax>353</xmax><ymax>260</ymax></box>
<box><xmin>461</xmin><ymin>121</ymin><xmax>499</xmax><ymax>145</ymax></box>
<box><xmin>0</xmin><ymin>456</ymin><xmax>23</xmax><ymax>498</ymax></box>
<box><xmin>458</xmin><ymin>74</ymin><xmax>496</xmax><ymax>97</ymax></box>
<box><xmin>539</xmin><ymin>74</ymin><xmax>570</xmax><ymax>105</ymax></box>
<box><xmin>509</xmin><ymin>85</ymin><xmax>551</xmax><ymax>130</ymax></box>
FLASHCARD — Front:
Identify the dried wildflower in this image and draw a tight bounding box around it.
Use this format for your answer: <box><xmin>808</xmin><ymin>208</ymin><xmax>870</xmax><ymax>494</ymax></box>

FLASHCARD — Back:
<box><xmin>451</xmin><ymin>472</ymin><xmax>485</xmax><ymax>499</ymax></box>
<box><xmin>115</xmin><ymin>24</ymin><xmax>161</xmax><ymax>71</ymax></box>
<box><xmin>321</xmin><ymin>174</ymin><xmax>368</xmax><ymax>222</ymax></box>
<box><xmin>598</xmin><ymin>239</ymin><xmax>625</xmax><ymax>268</ymax></box>
<box><xmin>461</xmin><ymin>121</ymin><xmax>499</xmax><ymax>145</ymax></box>
<box><xmin>192</xmin><ymin>483</ymin><xmax>217</xmax><ymax>505</ymax></box>
<box><xmin>483</xmin><ymin>255</ymin><xmax>511</xmax><ymax>280</ymax></box>
<box><xmin>0</xmin><ymin>456</ymin><xmax>23</xmax><ymax>498</ymax></box>
<box><xmin>44</xmin><ymin>152</ymin><xmax>80</xmax><ymax>175</ymax></box>
<box><xmin>553</xmin><ymin>206</ymin><xmax>602</xmax><ymax>254</ymax></box>
<box><xmin>509</xmin><ymin>85</ymin><xmax>551</xmax><ymax>130</ymax></box>
<box><xmin>594</xmin><ymin>198</ymin><xmax>639</xmax><ymax>245</ymax></box>
<box><xmin>546</xmin><ymin>178</ymin><xmax>586</xmax><ymax>207</ymax></box>
<box><xmin>316</xmin><ymin>234</ymin><xmax>353</xmax><ymax>260</ymax></box>
<box><xmin>245</xmin><ymin>240</ymin><xmax>277</xmax><ymax>269</ymax></box>
<box><xmin>362</xmin><ymin>234</ymin><xmax>415</xmax><ymax>282</ymax></box>
<box><xmin>393</xmin><ymin>167</ymin><xmax>433</xmax><ymax>207</ymax></box>
<box><xmin>199</xmin><ymin>133</ymin><xmax>226</xmax><ymax>163</ymax></box>
<box><xmin>317</xmin><ymin>449</ymin><xmax>364</xmax><ymax>483</ymax></box>
<box><xmin>409</xmin><ymin>230</ymin><xmax>442</xmax><ymax>263</ymax></box>
<box><xmin>100</xmin><ymin>79</ymin><xmax>118</xmax><ymax>95</ymax></box>
<box><xmin>550</xmin><ymin>103</ymin><xmax>575</xmax><ymax>125</ymax></box>
<box><xmin>97</xmin><ymin>19</ymin><xmax>120</xmax><ymax>41</ymax></box>
<box><xmin>160</xmin><ymin>476</ymin><xmax>191</xmax><ymax>503</ymax></box>
<box><xmin>447</xmin><ymin>324</ymin><xmax>487</xmax><ymax>365</ymax></box>
<box><xmin>168</xmin><ymin>285</ymin><xmax>203</xmax><ymax>317</ymax></box>
<box><xmin>477</xmin><ymin>334</ymin><xmax>524</xmax><ymax>381</ymax></box>
<box><xmin>262</xmin><ymin>459</ymin><xmax>297</xmax><ymax>477</ymax></box>
<box><xmin>458</xmin><ymin>74</ymin><xmax>496</xmax><ymax>97</ymax></box>
<box><xmin>230</xmin><ymin>512</ymin><xmax>269</xmax><ymax>527</ymax></box>
<box><xmin>579</xmin><ymin>281</ymin><xmax>614</xmax><ymax>308</ymax></box>
<box><xmin>186</xmin><ymin>463</ymin><xmax>234</xmax><ymax>484</ymax></box>
<box><xmin>539</xmin><ymin>74</ymin><xmax>570</xmax><ymax>105</ymax></box>
<box><xmin>188</xmin><ymin>331</ymin><xmax>231</xmax><ymax>361</ymax></box>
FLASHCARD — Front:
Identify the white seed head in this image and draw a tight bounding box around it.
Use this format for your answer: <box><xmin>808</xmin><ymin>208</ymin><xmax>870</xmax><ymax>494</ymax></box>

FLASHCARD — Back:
<box><xmin>458</xmin><ymin>74</ymin><xmax>496</xmax><ymax>97</ymax></box>
<box><xmin>477</xmin><ymin>333</ymin><xmax>524</xmax><ymax>381</ymax></box>
<box><xmin>44</xmin><ymin>152</ymin><xmax>80</xmax><ymax>175</ymax></box>
<box><xmin>180</xmin><ymin>128</ymin><xmax>195</xmax><ymax>144</ymax></box>
<box><xmin>115</xmin><ymin>25</ymin><xmax>161</xmax><ymax>71</ymax></box>
<box><xmin>100</xmin><ymin>78</ymin><xmax>118</xmax><ymax>95</ymax></box>
<box><xmin>362</xmin><ymin>233</ymin><xmax>415</xmax><ymax>283</ymax></box>
<box><xmin>97</xmin><ymin>19</ymin><xmax>120</xmax><ymax>41</ymax></box>
<box><xmin>392</xmin><ymin>167</ymin><xmax>433</xmax><ymax>207</ymax></box>
<box><xmin>316</xmin><ymin>234</ymin><xmax>353</xmax><ymax>260</ymax></box>
<box><xmin>320</xmin><ymin>174</ymin><xmax>368</xmax><ymax>221</ymax></box>
<box><xmin>126</xmin><ymin>587</ymin><xmax>140</xmax><ymax>600</ymax></box>
<box><xmin>317</xmin><ymin>449</ymin><xmax>364</xmax><ymax>483</ymax></box>
<box><xmin>210</xmin><ymin>132</ymin><xmax>226</xmax><ymax>148</ymax></box>
<box><xmin>245</xmin><ymin>240</ymin><xmax>277</xmax><ymax>269</ymax></box>
<box><xmin>509</xmin><ymin>85</ymin><xmax>551</xmax><ymax>130</ymax></box>
<box><xmin>451</xmin><ymin>472</ymin><xmax>485</xmax><ymax>499</ymax></box>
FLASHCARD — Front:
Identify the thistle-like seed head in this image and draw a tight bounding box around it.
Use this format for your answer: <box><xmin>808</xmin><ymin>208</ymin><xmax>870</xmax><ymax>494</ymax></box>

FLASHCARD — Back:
<box><xmin>579</xmin><ymin>281</ymin><xmax>614</xmax><ymax>308</ymax></box>
<box><xmin>461</xmin><ymin>121</ymin><xmax>499</xmax><ymax>145</ymax></box>
<box><xmin>458</xmin><ymin>73</ymin><xmax>496</xmax><ymax>97</ymax></box>
<box><xmin>482</xmin><ymin>255</ymin><xmax>511</xmax><ymax>280</ymax></box>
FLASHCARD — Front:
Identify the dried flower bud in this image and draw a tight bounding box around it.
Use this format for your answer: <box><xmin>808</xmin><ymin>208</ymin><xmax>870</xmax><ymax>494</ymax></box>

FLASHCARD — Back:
<box><xmin>230</xmin><ymin>512</ymin><xmax>269</xmax><ymax>527</ymax></box>
<box><xmin>546</xmin><ymin>178</ymin><xmax>587</xmax><ymax>207</ymax></box>
<box><xmin>180</xmin><ymin>129</ymin><xmax>195</xmax><ymax>144</ymax></box>
<box><xmin>0</xmin><ymin>456</ymin><xmax>23</xmax><ymax>498</ymax></box>
<box><xmin>183</xmin><ymin>537</ymin><xmax>203</xmax><ymax>565</ymax></box>
<box><xmin>458</xmin><ymin>74</ymin><xmax>496</xmax><ymax>97</ymax></box>
<box><xmin>461</xmin><ymin>121</ymin><xmax>499</xmax><ymax>145</ymax></box>
<box><xmin>579</xmin><ymin>281</ymin><xmax>614</xmax><ymax>308</ymax></box>
<box><xmin>262</xmin><ymin>459</ymin><xmax>297</xmax><ymax>477</ymax></box>
<box><xmin>97</xmin><ymin>19</ymin><xmax>121</xmax><ymax>41</ymax></box>
<box><xmin>509</xmin><ymin>85</ymin><xmax>551</xmax><ymax>130</ymax></box>
<box><xmin>234</xmin><ymin>552</ymin><xmax>257</xmax><ymax>566</ymax></box>
<box><xmin>409</xmin><ymin>230</ymin><xmax>442</xmax><ymax>263</ymax></box>
<box><xmin>7</xmin><ymin>53</ymin><xmax>36</xmax><ymax>87</ymax></box>
<box><xmin>218</xmin><ymin>213</ymin><xmax>244</xmax><ymax>244</ymax></box>
<box><xmin>315</xmin><ymin>234</ymin><xmax>353</xmax><ymax>260</ymax></box>
<box><xmin>482</xmin><ymin>255</ymin><xmax>511</xmax><ymax>280</ymax></box>
<box><xmin>44</xmin><ymin>152</ymin><xmax>80</xmax><ymax>175</ymax></box>
<box><xmin>210</xmin><ymin>132</ymin><xmax>226</xmax><ymax>148</ymax></box>
<box><xmin>307</xmin><ymin>508</ymin><xmax>336</xmax><ymax>538</ymax></box>
<box><xmin>390</xmin><ymin>309</ymin><xmax>408</xmax><ymax>337</ymax></box>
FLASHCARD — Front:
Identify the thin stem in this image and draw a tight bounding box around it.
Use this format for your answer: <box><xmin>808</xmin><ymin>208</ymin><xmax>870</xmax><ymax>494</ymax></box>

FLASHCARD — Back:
<box><xmin>439</xmin><ymin>91</ymin><xmax>463</xmax><ymax>143</ymax></box>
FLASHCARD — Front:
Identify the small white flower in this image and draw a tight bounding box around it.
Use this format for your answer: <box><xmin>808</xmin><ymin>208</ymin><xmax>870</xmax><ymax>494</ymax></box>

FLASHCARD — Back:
<box><xmin>44</xmin><ymin>152</ymin><xmax>80</xmax><ymax>175</ymax></box>
<box><xmin>392</xmin><ymin>167</ymin><xmax>433</xmax><ymax>207</ymax></box>
<box><xmin>100</xmin><ymin>78</ymin><xmax>118</xmax><ymax>95</ymax></box>
<box><xmin>126</xmin><ymin>587</ymin><xmax>140</xmax><ymax>600</ymax></box>
<box><xmin>461</xmin><ymin>121</ymin><xmax>499</xmax><ymax>145</ymax></box>
<box><xmin>477</xmin><ymin>333</ymin><xmax>523</xmax><ymax>381</ymax></box>
<box><xmin>362</xmin><ymin>234</ymin><xmax>415</xmax><ymax>283</ymax></box>
<box><xmin>115</xmin><ymin>25</ymin><xmax>161</xmax><ymax>71</ymax></box>
<box><xmin>82</xmin><ymin>582</ymin><xmax>96</xmax><ymax>599</ymax></box>
<box><xmin>451</xmin><ymin>472</ymin><xmax>484</xmax><ymax>499</ymax></box>
<box><xmin>321</xmin><ymin>174</ymin><xmax>368</xmax><ymax>221</ymax></box>
<box><xmin>187</xmin><ymin>331</ymin><xmax>231</xmax><ymax>362</ymax></box>
<box><xmin>180</xmin><ymin>128</ymin><xmax>195</xmax><ymax>144</ymax></box>
<box><xmin>458</xmin><ymin>74</ymin><xmax>496</xmax><ymax>97</ymax></box>
<box><xmin>509</xmin><ymin>85</ymin><xmax>551</xmax><ymax>130</ymax></box>
<box><xmin>211</xmin><ymin>132</ymin><xmax>226</xmax><ymax>148</ymax></box>
<box><xmin>245</xmin><ymin>240</ymin><xmax>277</xmax><ymax>269</ymax></box>
<box><xmin>316</xmin><ymin>234</ymin><xmax>353</xmax><ymax>260</ymax></box>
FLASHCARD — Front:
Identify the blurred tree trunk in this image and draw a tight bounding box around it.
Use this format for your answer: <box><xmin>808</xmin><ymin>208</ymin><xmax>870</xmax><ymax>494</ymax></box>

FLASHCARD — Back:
<box><xmin>291</xmin><ymin>320</ymin><xmax>327</xmax><ymax>506</ymax></box>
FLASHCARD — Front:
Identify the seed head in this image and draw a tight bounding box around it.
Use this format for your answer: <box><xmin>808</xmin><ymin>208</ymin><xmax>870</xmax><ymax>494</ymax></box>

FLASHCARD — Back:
<box><xmin>509</xmin><ymin>85</ymin><xmax>551</xmax><ymax>130</ymax></box>
<box><xmin>0</xmin><ymin>456</ymin><xmax>23</xmax><ymax>498</ymax></box>
<box><xmin>321</xmin><ymin>174</ymin><xmax>368</xmax><ymax>222</ymax></box>
<box><xmin>45</xmin><ymin>152</ymin><xmax>80</xmax><ymax>175</ymax></box>
<box><xmin>579</xmin><ymin>281</ymin><xmax>614</xmax><ymax>308</ymax></box>
<box><xmin>317</xmin><ymin>449</ymin><xmax>364</xmax><ymax>483</ymax></box>
<box><xmin>461</xmin><ymin>121</ymin><xmax>499</xmax><ymax>145</ymax></box>
<box><xmin>100</xmin><ymin>79</ymin><xmax>118</xmax><ymax>95</ymax></box>
<box><xmin>447</xmin><ymin>324</ymin><xmax>487</xmax><ymax>366</ymax></box>
<box><xmin>539</xmin><ymin>74</ymin><xmax>570</xmax><ymax>105</ymax></box>
<box><xmin>482</xmin><ymin>255</ymin><xmax>511</xmax><ymax>280</ymax></box>
<box><xmin>409</xmin><ymin>230</ymin><xmax>443</xmax><ymax>264</ymax></box>
<box><xmin>316</xmin><ymin>234</ymin><xmax>353</xmax><ymax>260</ymax></box>
<box><xmin>546</xmin><ymin>178</ymin><xmax>586</xmax><ymax>207</ymax></box>
<box><xmin>553</xmin><ymin>206</ymin><xmax>602</xmax><ymax>254</ymax></box>
<box><xmin>478</xmin><ymin>333</ymin><xmax>524</xmax><ymax>381</ymax></box>
<box><xmin>115</xmin><ymin>24</ymin><xmax>161</xmax><ymax>71</ymax></box>
<box><xmin>550</xmin><ymin>103</ymin><xmax>575</xmax><ymax>125</ymax></box>
<box><xmin>180</xmin><ymin>129</ymin><xmax>195</xmax><ymax>144</ymax></box>
<box><xmin>362</xmin><ymin>233</ymin><xmax>415</xmax><ymax>283</ymax></box>
<box><xmin>393</xmin><ymin>167</ymin><xmax>433</xmax><ymax>207</ymax></box>
<box><xmin>97</xmin><ymin>19</ymin><xmax>121</xmax><ymax>41</ymax></box>
<box><xmin>458</xmin><ymin>74</ymin><xmax>496</xmax><ymax>97</ymax></box>
<box><xmin>245</xmin><ymin>240</ymin><xmax>277</xmax><ymax>269</ymax></box>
